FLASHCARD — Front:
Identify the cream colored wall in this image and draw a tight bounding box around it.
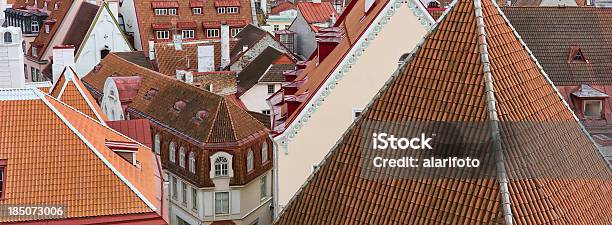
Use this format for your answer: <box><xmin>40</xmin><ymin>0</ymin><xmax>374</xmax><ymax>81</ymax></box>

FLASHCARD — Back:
<box><xmin>276</xmin><ymin>5</ymin><xmax>428</xmax><ymax>208</ymax></box>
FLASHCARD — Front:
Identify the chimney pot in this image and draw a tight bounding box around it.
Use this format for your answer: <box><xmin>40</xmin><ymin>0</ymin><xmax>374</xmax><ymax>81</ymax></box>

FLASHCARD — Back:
<box><xmin>220</xmin><ymin>24</ymin><xmax>230</xmax><ymax>69</ymax></box>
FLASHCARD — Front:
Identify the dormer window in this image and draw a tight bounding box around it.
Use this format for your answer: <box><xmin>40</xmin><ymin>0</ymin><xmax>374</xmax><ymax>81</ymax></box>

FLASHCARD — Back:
<box><xmin>105</xmin><ymin>140</ymin><xmax>139</xmax><ymax>165</ymax></box>
<box><xmin>214</xmin><ymin>157</ymin><xmax>229</xmax><ymax>177</ymax></box>
<box><xmin>144</xmin><ymin>88</ymin><xmax>158</xmax><ymax>100</ymax></box>
<box><xmin>155</xmin><ymin>8</ymin><xmax>168</xmax><ymax>15</ymax></box>
<box><xmin>31</xmin><ymin>21</ymin><xmax>39</xmax><ymax>33</ymax></box>
<box><xmin>192</xmin><ymin>7</ymin><xmax>202</xmax><ymax>14</ymax></box>
<box><xmin>206</xmin><ymin>29</ymin><xmax>220</xmax><ymax>38</ymax></box>
<box><xmin>210</xmin><ymin>152</ymin><xmax>233</xmax><ymax>178</ymax></box>
<box><xmin>193</xmin><ymin>110</ymin><xmax>209</xmax><ymax>123</ymax></box>
<box><xmin>569</xmin><ymin>46</ymin><xmax>589</xmax><ymax>63</ymax></box>
<box><xmin>217</xmin><ymin>7</ymin><xmax>226</xmax><ymax>14</ymax></box>
<box><xmin>227</xmin><ymin>7</ymin><xmax>238</xmax><ymax>14</ymax></box>
<box><xmin>54</xmin><ymin>2</ymin><xmax>59</xmax><ymax>9</ymax></box>
<box><xmin>584</xmin><ymin>100</ymin><xmax>603</xmax><ymax>118</ymax></box>
<box><xmin>172</xmin><ymin>100</ymin><xmax>186</xmax><ymax>112</ymax></box>
<box><xmin>168</xmin><ymin>8</ymin><xmax>177</xmax><ymax>15</ymax></box>
<box><xmin>4</xmin><ymin>32</ymin><xmax>12</xmax><ymax>44</ymax></box>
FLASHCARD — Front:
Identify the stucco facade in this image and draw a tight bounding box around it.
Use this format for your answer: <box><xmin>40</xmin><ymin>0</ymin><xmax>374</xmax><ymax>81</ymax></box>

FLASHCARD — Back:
<box><xmin>288</xmin><ymin>12</ymin><xmax>316</xmax><ymax>58</ymax></box>
<box><xmin>240</xmin><ymin>82</ymin><xmax>281</xmax><ymax>114</ymax></box>
<box><xmin>274</xmin><ymin>3</ymin><xmax>431</xmax><ymax>212</ymax></box>
<box><xmin>229</xmin><ymin>35</ymin><xmax>288</xmax><ymax>73</ymax></box>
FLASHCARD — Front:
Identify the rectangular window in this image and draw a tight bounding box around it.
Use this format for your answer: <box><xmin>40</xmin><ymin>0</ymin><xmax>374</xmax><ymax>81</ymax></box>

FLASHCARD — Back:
<box><xmin>215</xmin><ymin>192</ymin><xmax>230</xmax><ymax>214</ymax></box>
<box><xmin>192</xmin><ymin>7</ymin><xmax>202</xmax><ymax>14</ymax></box>
<box><xmin>182</xmin><ymin>181</ymin><xmax>187</xmax><ymax>204</ymax></box>
<box><xmin>168</xmin><ymin>8</ymin><xmax>177</xmax><ymax>15</ymax></box>
<box><xmin>177</xmin><ymin>216</ymin><xmax>190</xmax><ymax>225</ymax></box>
<box><xmin>267</xmin><ymin>84</ymin><xmax>275</xmax><ymax>94</ymax></box>
<box><xmin>217</xmin><ymin>7</ymin><xmax>225</xmax><ymax>14</ymax></box>
<box><xmin>352</xmin><ymin>108</ymin><xmax>363</xmax><ymax>122</ymax></box>
<box><xmin>261</xmin><ymin>110</ymin><xmax>270</xmax><ymax>115</ymax></box>
<box><xmin>182</xmin><ymin>30</ymin><xmax>195</xmax><ymax>39</ymax></box>
<box><xmin>35</xmin><ymin>69</ymin><xmax>40</xmax><ymax>81</ymax></box>
<box><xmin>206</xmin><ymin>29</ymin><xmax>219</xmax><ymax>38</ymax></box>
<box><xmin>155</xmin><ymin>8</ymin><xmax>168</xmax><ymax>15</ymax></box>
<box><xmin>24</xmin><ymin>65</ymin><xmax>28</xmax><ymax>79</ymax></box>
<box><xmin>32</xmin><ymin>47</ymin><xmax>37</xmax><ymax>57</ymax></box>
<box><xmin>172</xmin><ymin>176</ymin><xmax>177</xmax><ymax>199</ymax></box>
<box><xmin>231</xmin><ymin>28</ymin><xmax>242</xmax><ymax>37</ymax></box>
<box><xmin>156</xmin><ymin>30</ymin><xmax>170</xmax><ymax>39</ymax></box>
<box><xmin>260</xmin><ymin>174</ymin><xmax>267</xmax><ymax>199</ymax></box>
<box><xmin>30</xmin><ymin>67</ymin><xmax>35</xmax><ymax>81</ymax></box>
<box><xmin>273</xmin><ymin>25</ymin><xmax>279</xmax><ymax>31</ymax></box>
<box><xmin>584</xmin><ymin>100</ymin><xmax>603</xmax><ymax>117</ymax></box>
<box><xmin>227</xmin><ymin>7</ymin><xmax>238</xmax><ymax>14</ymax></box>
<box><xmin>191</xmin><ymin>187</ymin><xmax>198</xmax><ymax>211</ymax></box>
<box><xmin>0</xmin><ymin>160</ymin><xmax>6</xmax><ymax>199</ymax></box>
<box><xmin>284</xmin><ymin>25</ymin><xmax>290</xmax><ymax>30</ymax></box>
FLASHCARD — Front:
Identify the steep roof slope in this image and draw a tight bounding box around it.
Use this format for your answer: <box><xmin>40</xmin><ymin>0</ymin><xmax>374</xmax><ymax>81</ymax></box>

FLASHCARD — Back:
<box><xmin>61</xmin><ymin>2</ymin><xmax>99</xmax><ymax>51</ymax></box>
<box><xmin>275</xmin><ymin>0</ymin><xmax>612</xmax><ymax>224</ymax></box>
<box><xmin>49</xmin><ymin>66</ymin><xmax>107</xmax><ymax>122</ymax></box>
<box><xmin>503</xmin><ymin>6</ymin><xmax>612</xmax><ymax>86</ymax></box>
<box><xmin>296</xmin><ymin>2</ymin><xmax>337</xmax><ymax>24</ymax></box>
<box><xmin>236</xmin><ymin>46</ymin><xmax>286</xmax><ymax>91</ymax></box>
<box><xmin>0</xmin><ymin>88</ymin><xmax>163</xmax><ymax>223</ymax></box>
<box><xmin>82</xmin><ymin>53</ymin><xmax>267</xmax><ymax>145</ymax></box>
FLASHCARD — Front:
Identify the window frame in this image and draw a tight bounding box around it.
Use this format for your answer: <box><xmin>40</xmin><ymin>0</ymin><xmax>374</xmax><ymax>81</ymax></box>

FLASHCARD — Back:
<box><xmin>214</xmin><ymin>156</ymin><xmax>229</xmax><ymax>177</ymax></box>
<box><xmin>154</xmin><ymin>134</ymin><xmax>160</xmax><ymax>154</ymax></box>
<box><xmin>156</xmin><ymin>30</ymin><xmax>170</xmax><ymax>39</ymax></box>
<box><xmin>181</xmin><ymin>29</ymin><xmax>195</xmax><ymax>39</ymax></box>
<box><xmin>179</xmin><ymin>147</ymin><xmax>186</xmax><ymax>168</ymax></box>
<box><xmin>352</xmin><ymin>108</ymin><xmax>363</xmax><ymax>122</ymax></box>
<box><xmin>192</xmin><ymin>7</ymin><xmax>202</xmax><ymax>14</ymax></box>
<box><xmin>169</xmin><ymin>142</ymin><xmax>176</xmax><ymax>162</ymax></box>
<box><xmin>231</xmin><ymin>28</ymin><xmax>242</xmax><ymax>37</ymax></box>
<box><xmin>181</xmin><ymin>181</ymin><xmax>187</xmax><ymax>205</ymax></box>
<box><xmin>189</xmin><ymin>152</ymin><xmax>196</xmax><ymax>174</ymax></box>
<box><xmin>227</xmin><ymin>7</ymin><xmax>238</xmax><ymax>14</ymax></box>
<box><xmin>154</xmin><ymin>8</ymin><xmax>168</xmax><ymax>15</ymax></box>
<box><xmin>267</xmin><ymin>84</ymin><xmax>275</xmax><ymax>94</ymax></box>
<box><xmin>168</xmin><ymin>8</ymin><xmax>178</xmax><ymax>15</ymax></box>
<box><xmin>217</xmin><ymin>7</ymin><xmax>226</xmax><ymax>14</ymax></box>
<box><xmin>260</xmin><ymin>174</ymin><xmax>267</xmax><ymax>200</ymax></box>
<box><xmin>583</xmin><ymin>100</ymin><xmax>603</xmax><ymax>118</ymax></box>
<box><xmin>261</xmin><ymin>142</ymin><xmax>268</xmax><ymax>163</ymax></box>
<box><xmin>191</xmin><ymin>187</ymin><xmax>198</xmax><ymax>211</ymax></box>
<box><xmin>171</xmin><ymin>176</ymin><xmax>178</xmax><ymax>200</ymax></box>
<box><xmin>206</xmin><ymin>29</ymin><xmax>220</xmax><ymax>38</ymax></box>
<box><xmin>0</xmin><ymin>160</ymin><xmax>6</xmax><ymax>200</ymax></box>
<box><xmin>246</xmin><ymin>150</ymin><xmax>254</xmax><ymax>172</ymax></box>
<box><xmin>214</xmin><ymin>191</ymin><xmax>230</xmax><ymax>215</ymax></box>
<box><xmin>30</xmin><ymin>21</ymin><xmax>39</xmax><ymax>32</ymax></box>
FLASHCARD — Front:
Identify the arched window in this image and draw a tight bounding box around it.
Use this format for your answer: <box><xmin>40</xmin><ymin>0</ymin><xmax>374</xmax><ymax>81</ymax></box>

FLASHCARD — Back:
<box><xmin>261</xmin><ymin>142</ymin><xmax>268</xmax><ymax>163</ymax></box>
<box><xmin>31</xmin><ymin>21</ymin><xmax>39</xmax><ymax>32</ymax></box>
<box><xmin>179</xmin><ymin>147</ymin><xmax>185</xmax><ymax>168</ymax></box>
<box><xmin>246</xmin><ymin>150</ymin><xmax>254</xmax><ymax>172</ymax></box>
<box><xmin>169</xmin><ymin>142</ymin><xmax>176</xmax><ymax>162</ymax></box>
<box><xmin>189</xmin><ymin>152</ymin><xmax>196</xmax><ymax>173</ymax></box>
<box><xmin>3</xmin><ymin>32</ymin><xmax>12</xmax><ymax>44</ymax></box>
<box><xmin>214</xmin><ymin>157</ymin><xmax>228</xmax><ymax>177</ymax></box>
<box><xmin>154</xmin><ymin>134</ymin><xmax>160</xmax><ymax>154</ymax></box>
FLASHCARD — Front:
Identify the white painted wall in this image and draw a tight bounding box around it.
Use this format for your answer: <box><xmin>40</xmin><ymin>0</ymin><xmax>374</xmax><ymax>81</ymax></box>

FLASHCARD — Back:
<box><xmin>275</xmin><ymin>4</ymin><xmax>430</xmax><ymax>210</ymax></box>
<box><xmin>100</xmin><ymin>78</ymin><xmax>125</xmax><ymax>121</ymax></box>
<box><xmin>118</xmin><ymin>0</ymin><xmax>142</xmax><ymax>50</ymax></box>
<box><xmin>76</xmin><ymin>5</ymin><xmax>131</xmax><ymax>77</ymax></box>
<box><xmin>240</xmin><ymin>83</ymin><xmax>281</xmax><ymax>114</ymax></box>
<box><xmin>0</xmin><ymin>27</ymin><xmax>25</xmax><ymax>88</ymax></box>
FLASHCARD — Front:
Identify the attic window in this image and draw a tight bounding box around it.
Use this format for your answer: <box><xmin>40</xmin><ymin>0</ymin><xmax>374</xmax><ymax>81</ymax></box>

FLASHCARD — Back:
<box><xmin>196</xmin><ymin>110</ymin><xmax>208</xmax><ymax>120</ymax></box>
<box><xmin>172</xmin><ymin>100</ymin><xmax>187</xmax><ymax>112</ymax></box>
<box><xmin>105</xmin><ymin>140</ymin><xmax>139</xmax><ymax>165</ymax></box>
<box><xmin>428</xmin><ymin>1</ymin><xmax>440</xmax><ymax>8</ymax></box>
<box><xmin>569</xmin><ymin>47</ymin><xmax>589</xmax><ymax>63</ymax></box>
<box><xmin>144</xmin><ymin>88</ymin><xmax>158</xmax><ymax>100</ymax></box>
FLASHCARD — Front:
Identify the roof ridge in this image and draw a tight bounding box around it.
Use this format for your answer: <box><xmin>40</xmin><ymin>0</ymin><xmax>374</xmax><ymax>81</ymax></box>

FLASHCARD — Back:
<box><xmin>205</xmin><ymin>99</ymin><xmax>225</xmax><ymax>143</ymax></box>
<box><xmin>473</xmin><ymin>0</ymin><xmax>514</xmax><ymax>224</ymax></box>
<box><xmin>64</xmin><ymin>66</ymin><xmax>107</xmax><ymax>123</ymax></box>
<box><xmin>32</xmin><ymin>88</ymin><xmax>157</xmax><ymax>211</ymax></box>
<box><xmin>221</xmin><ymin>98</ymin><xmax>238</xmax><ymax>141</ymax></box>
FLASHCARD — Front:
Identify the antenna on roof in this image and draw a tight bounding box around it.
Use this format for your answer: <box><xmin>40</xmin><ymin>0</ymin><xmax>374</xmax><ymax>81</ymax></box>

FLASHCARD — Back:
<box><xmin>173</xmin><ymin>34</ymin><xmax>183</xmax><ymax>51</ymax></box>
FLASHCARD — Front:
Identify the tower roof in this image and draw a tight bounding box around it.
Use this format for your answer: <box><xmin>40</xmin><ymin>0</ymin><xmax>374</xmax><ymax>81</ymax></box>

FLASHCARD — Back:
<box><xmin>275</xmin><ymin>0</ymin><xmax>612</xmax><ymax>224</ymax></box>
<box><xmin>49</xmin><ymin>66</ymin><xmax>107</xmax><ymax>123</ymax></box>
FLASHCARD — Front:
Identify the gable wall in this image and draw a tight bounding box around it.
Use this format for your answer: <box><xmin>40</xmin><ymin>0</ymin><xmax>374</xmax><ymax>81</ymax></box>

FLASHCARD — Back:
<box><xmin>275</xmin><ymin>5</ymin><xmax>429</xmax><ymax>208</ymax></box>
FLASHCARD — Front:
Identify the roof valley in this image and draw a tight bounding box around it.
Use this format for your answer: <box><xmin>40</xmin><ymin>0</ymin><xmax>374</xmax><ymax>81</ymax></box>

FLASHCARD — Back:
<box><xmin>473</xmin><ymin>0</ymin><xmax>514</xmax><ymax>223</ymax></box>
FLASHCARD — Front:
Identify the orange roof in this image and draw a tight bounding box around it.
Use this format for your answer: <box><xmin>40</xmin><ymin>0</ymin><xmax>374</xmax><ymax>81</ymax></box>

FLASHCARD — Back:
<box><xmin>48</xmin><ymin>66</ymin><xmax>108</xmax><ymax>122</ymax></box>
<box><xmin>276</xmin><ymin>0</ymin><xmax>612</xmax><ymax>224</ymax></box>
<box><xmin>296</xmin><ymin>2</ymin><xmax>337</xmax><ymax>24</ymax></box>
<box><xmin>271</xmin><ymin>1</ymin><xmax>296</xmax><ymax>14</ymax></box>
<box><xmin>272</xmin><ymin>0</ymin><xmax>433</xmax><ymax>132</ymax></box>
<box><xmin>0</xmin><ymin>88</ymin><xmax>163</xmax><ymax>223</ymax></box>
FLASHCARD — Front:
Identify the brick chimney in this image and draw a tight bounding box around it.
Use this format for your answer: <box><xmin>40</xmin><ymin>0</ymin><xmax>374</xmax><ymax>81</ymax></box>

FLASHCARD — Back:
<box><xmin>52</xmin><ymin>45</ymin><xmax>75</xmax><ymax>84</ymax></box>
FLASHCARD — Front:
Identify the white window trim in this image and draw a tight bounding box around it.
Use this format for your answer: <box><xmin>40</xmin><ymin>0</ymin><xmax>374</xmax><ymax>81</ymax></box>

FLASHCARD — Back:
<box><xmin>217</xmin><ymin>7</ymin><xmax>225</xmax><ymax>14</ymax></box>
<box><xmin>206</xmin><ymin>29</ymin><xmax>219</xmax><ymax>38</ymax></box>
<box><xmin>154</xmin><ymin>133</ymin><xmax>160</xmax><ymax>154</ymax></box>
<box><xmin>168</xmin><ymin>8</ymin><xmax>177</xmax><ymax>15</ymax></box>
<box><xmin>155</xmin><ymin>8</ymin><xmax>168</xmax><ymax>15</ymax></box>
<box><xmin>246</xmin><ymin>150</ymin><xmax>254</xmax><ymax>172</ymax></box>
<box><xmin>192</xmin><ymin>7</ymin><xmax>202</xmax><ymax>14</ymax></box>
<box><xmin>227</xmin><ymin>7</ymin><xmax>238</xmax><ymax>14</ymax></box>
<box><xmin>156</xmin><ymin>30</ymin><xmax>170</xmax><ymax>39</ymax></box>
<box><xmin>261</xmin><ymin>142</ymin><xmax>268</xmax><ymax>163</ymax></box>
<box><xmin>182</xmin><ymin>29</ymin><xmax>195</xmax><ymax>39</ymax></box>
<box><xmin>584</xmin><ymin>100</ymin><xmax>603</xmax><ymax>118</ymax></box>
<box><xmin>352</xmin><ymin>108</ymin><xmax>363</xmax><ymax>122</ymax></box>
<box><xmin>209</xmin><ymin>151</ymin><xmax>234</xmax><ymax>178</ymax></box>
<box><xmin>214</xmin><ymin>191</ymin><xmax>230</xmax><ymax>215</ymax></box>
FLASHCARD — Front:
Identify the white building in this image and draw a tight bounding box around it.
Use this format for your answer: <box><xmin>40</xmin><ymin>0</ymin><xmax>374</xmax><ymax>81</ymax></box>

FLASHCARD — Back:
<box><xmin>0</xmin><ymin>27</ymin><xmax>25</xmax><ymax>89</ymax></box>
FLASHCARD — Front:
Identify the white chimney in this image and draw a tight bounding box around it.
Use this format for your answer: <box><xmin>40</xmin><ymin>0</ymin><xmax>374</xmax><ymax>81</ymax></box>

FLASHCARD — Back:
<box><xmin>175</xmin><ymin>69</ymin><xmax>193</xmax><ymax>84</ymax></box>
<box><xmin>148</xmin><ymin>41</ymin><xmax>156</xmax><ymax>60</ymax></box>
<box><xmin>0</xmin><ymin>27</ymin><xmax>25</xmax><ymax>88</ymax></box>
<box><xmin>220</xmin><ymin>24</ymin><xmax>230</xmax><ymax>69</ymax></box>
<box><xmin>52</xmin><ymin>45</ymin><xmax>75</xmax><ymax>84</ymax></box>
<box><xmin>197</xmin><ymin>45</ymin><xmax>214</xmax><ymax>72</ymax></box>
<box><xmin>106</xmin><ymin>0</ymin><xmax>120</xmax><ymax>21</ymax></box>
<box><xmin>261</xmin><ymin>0</ymin><xmax>267</xmax><ymax>15</ymax></box>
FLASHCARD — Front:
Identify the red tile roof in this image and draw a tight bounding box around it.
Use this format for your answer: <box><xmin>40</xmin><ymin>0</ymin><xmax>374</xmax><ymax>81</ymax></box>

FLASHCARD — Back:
<box><xmin>271</xmin><ymin>1</ymin><xmax>296</xmax><ymax>14</ymax></box>
<box><xmin>296</xmin><ymin>2</ymin><xmax>337</xmax><ymax>24</ymax></box>
<box><xmin>214</xmin><ymin>0</ymin><xmax>241</xmax><ymax>7</ymax></box>
<box><xmin>153</xmin><ymin>40</ymin><xmax>237</xmax><ymax>76</ymax></box>
<box><xmin>18</xmin><ymin>0</ymin><xmax>75</xmax><ymax>60</ymax></box>
<box><xmin>0</xmin><ymin>88</ymin><xmax>164</xmax><ymax>223</ymax></box>
<box><xmin>276</xmin><ymin>0</ymin><xmax>612</xmax><ymax>224</ymax></box>
<box><xmin>152</xmin><ymin>22</ymin><xmax>173</xmax><ymax>30</ymax></box>
<box><xmin>48</xmin><ymin>66</ymin><xmax>108</xmax><ymax>122</ymax></box>
<box><xmin>503</xmin><ymin>6</ymin><xmax>612</xmax><ymax>85</ymax></box>
<box><xmin>107</xmin><ymin>119</ymin><xmax>154</xmax><ymax>148</ymax></box>
<box><xmin>151</xmin><ymin>1</ymin><xmax>179</xmax><ymax>8</ymax></box>
<box><xmin>177</xmin><ymin>21</ymin><xmax>198</xmax><ymax>28</ymax></box>
<box><xmin>133</xmin><ymin>0</ymin><xmax>253</xmax><ymax>53</ymax></box>
<box><xmin>82</xmin><ymin>53</ymin><xmax>267</xmax><ymax>144</ymax></box>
